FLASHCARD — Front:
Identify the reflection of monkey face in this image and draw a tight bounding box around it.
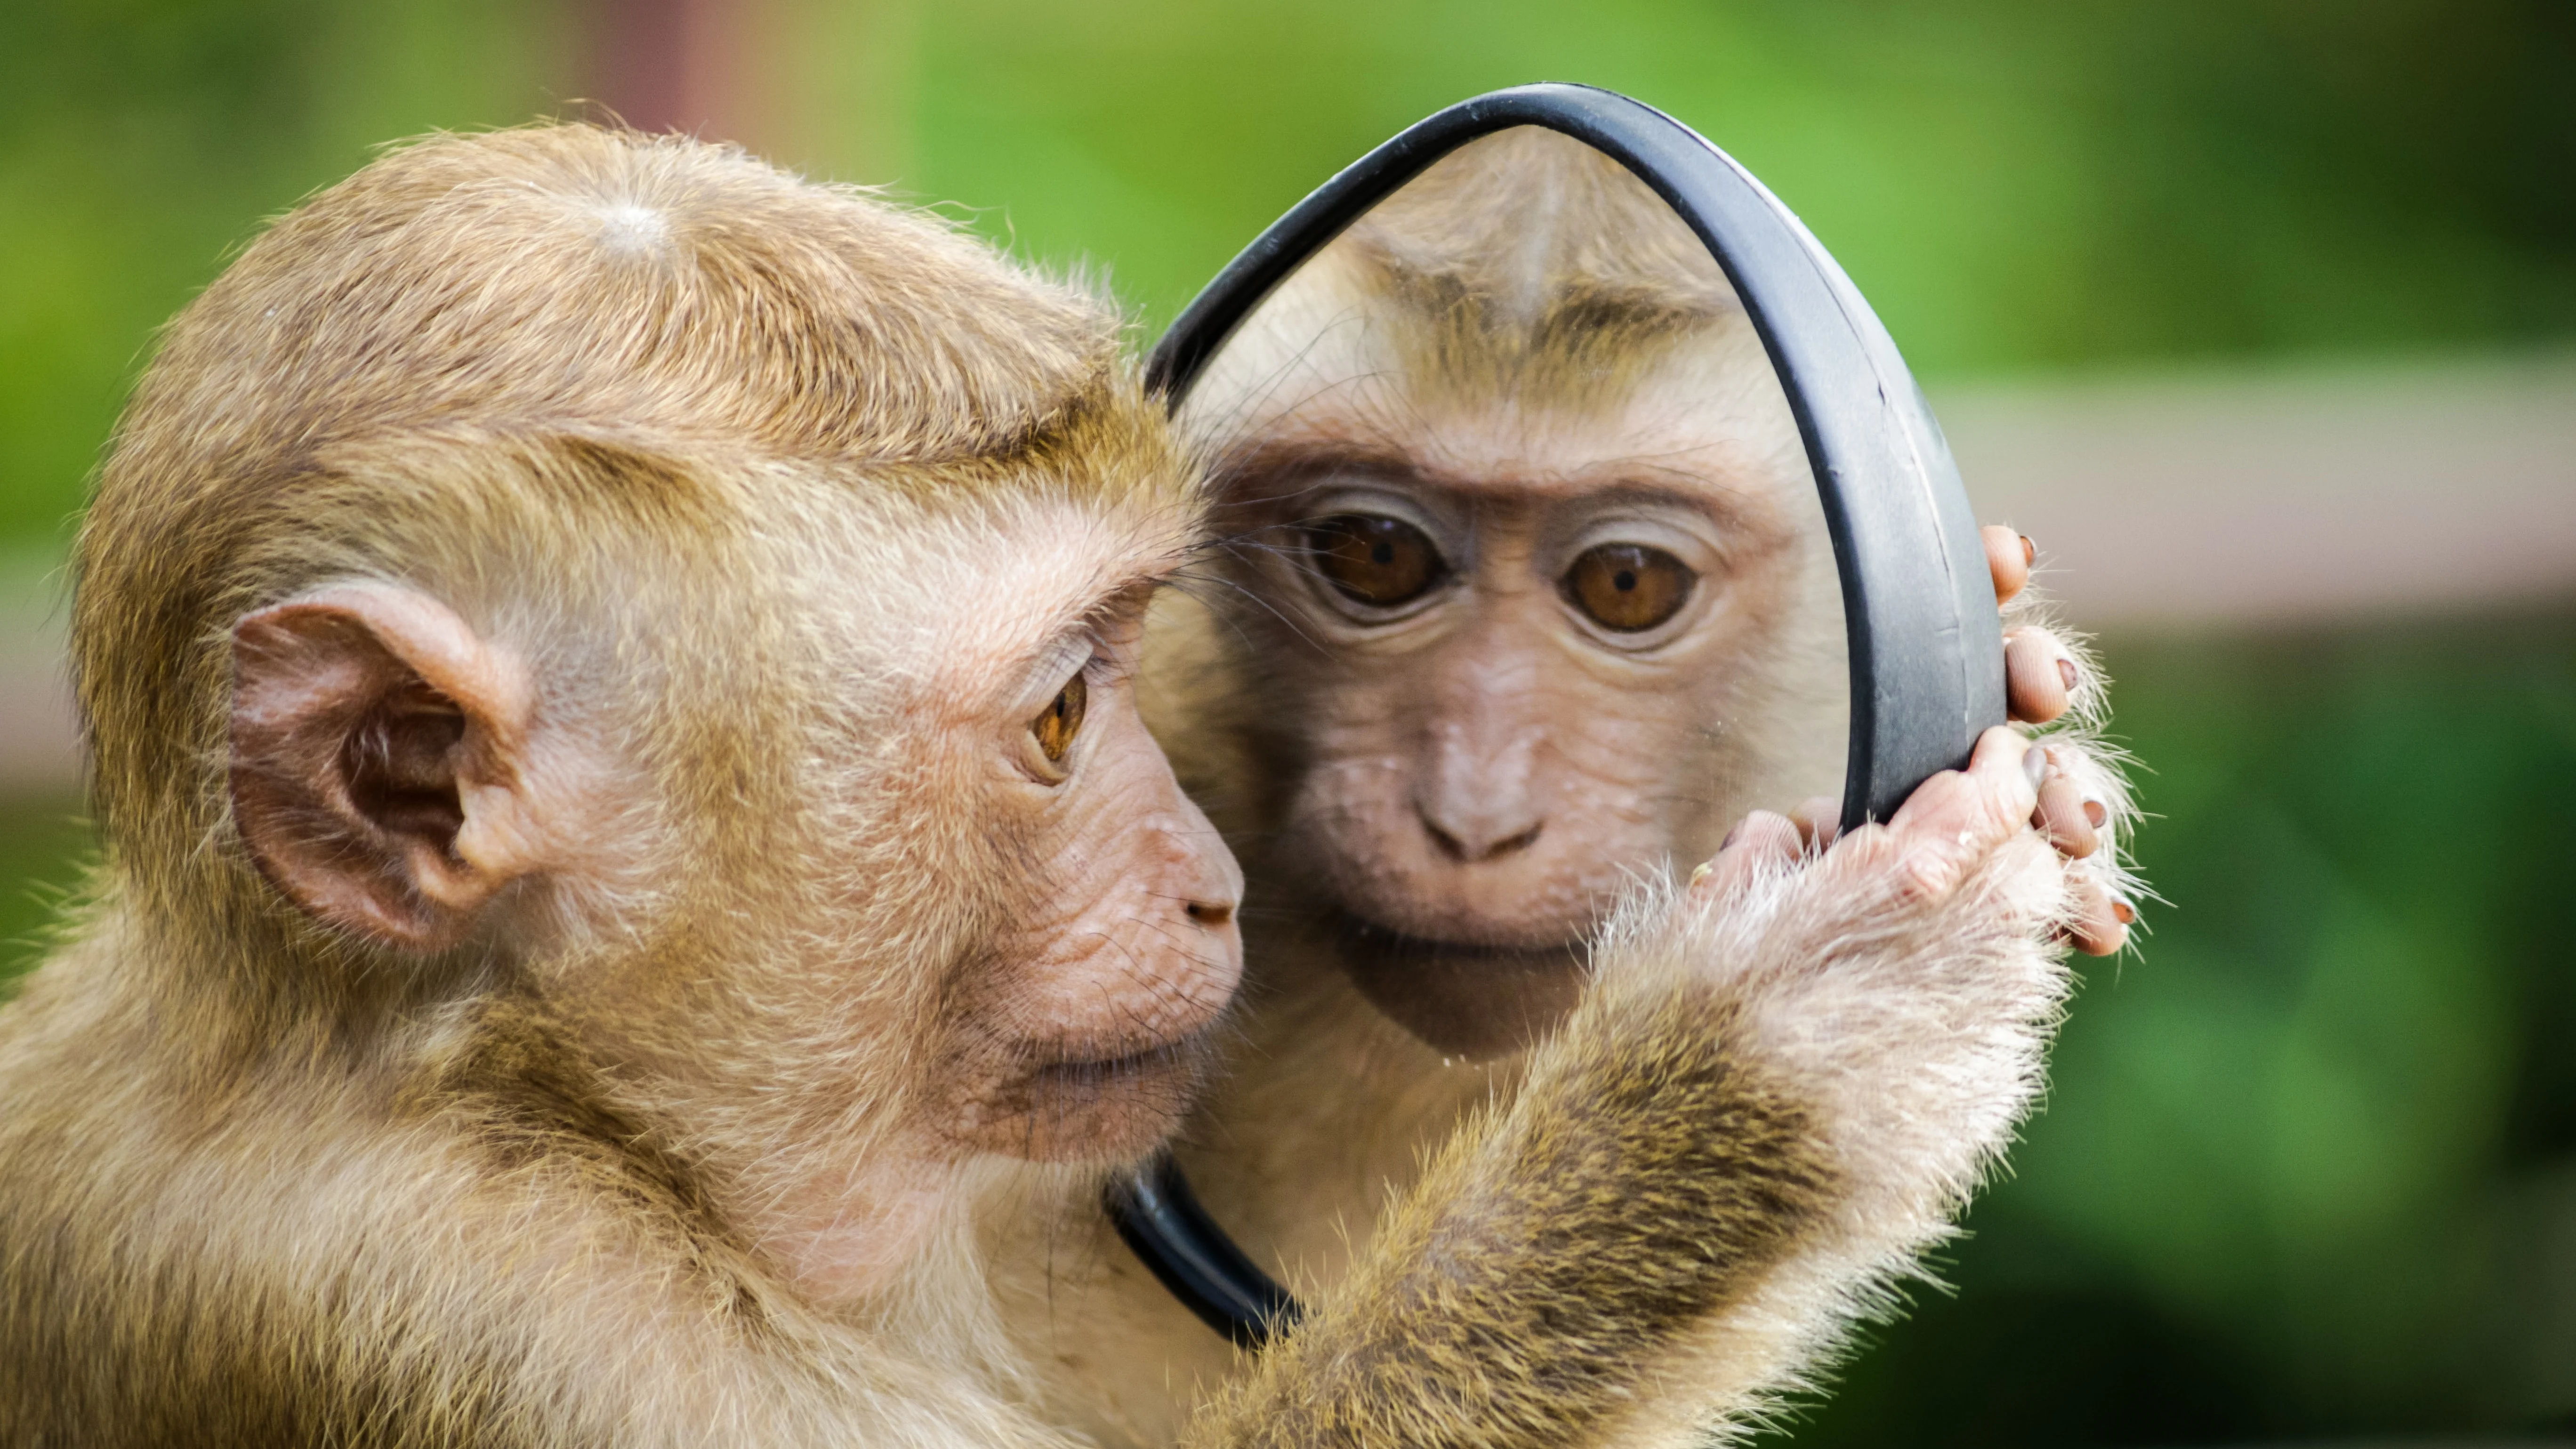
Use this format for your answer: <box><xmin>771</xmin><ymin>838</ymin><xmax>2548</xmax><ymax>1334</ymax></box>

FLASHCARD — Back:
<box><xmin>1213</xmin><ymin>360</ymin><xmax>1817</xmax><ymax>1055</ymax></box>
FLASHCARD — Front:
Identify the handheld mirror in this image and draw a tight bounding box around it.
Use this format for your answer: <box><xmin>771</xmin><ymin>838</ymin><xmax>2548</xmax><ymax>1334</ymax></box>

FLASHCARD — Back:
<box><xmin>1110</xmin><ymin>83</ymin><xmax>2003</xmax><ymax>1345</ymax></box>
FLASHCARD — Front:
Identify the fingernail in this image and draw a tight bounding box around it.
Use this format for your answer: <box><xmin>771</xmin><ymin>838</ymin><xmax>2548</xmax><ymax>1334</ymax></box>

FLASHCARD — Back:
<box><xmin>1690</xmin><ymin>861</ymin><xmax>1715</xmax><ymax>887</ymax></box>
<box><xmin>2019</xmin><ymin>534</ymin><xmax>2035</xmax><ymax>565</ymax></box>
<box><xmin>2083</xmin><ymin>797</ymin><xmax>2108</xmax><ymax>829</ymax></box>
<box><xmin>2057</xmin><ymin>657</ymin><xmax>2080</xmax><ymax>692</ymax></box>
<box><xmin>2111</xmin><ymin>895</ymin><xmax>2136</xmax><ymax>925</ymax></box>
<box><xmin>2022</xmin><ymin>743</ymin><xmax>2049</xmax><ymax>789</ymax></box>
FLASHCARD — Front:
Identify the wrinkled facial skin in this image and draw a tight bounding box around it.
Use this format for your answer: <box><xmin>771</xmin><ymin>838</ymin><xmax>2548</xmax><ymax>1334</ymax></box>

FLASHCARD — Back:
<box><xmin>933</xmin><ymin>603</ymin><xmax>1247</xmax><ymax>1162</ymax></box>
<box><xmin>1216</xmin><ymin>391</ymin><xmax>1811</xmax><ymax>1057</ymax></box>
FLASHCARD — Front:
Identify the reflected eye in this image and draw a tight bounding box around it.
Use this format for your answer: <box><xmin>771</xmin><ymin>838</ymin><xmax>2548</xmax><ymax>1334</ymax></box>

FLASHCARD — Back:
<box><xmin>1562</xmin><ymin>543</ymin><xmax>1694</xmax><ymax>633</ymax></box>
<box><xmin>1306</xmin><ymin>513</ymin><xmax>1446</xmax><ymax>609</ymax></box>
<box><xmin>1031</xmin><ymin>671</ymin><xmax>1087</xmax><ymax>764</ymax></box>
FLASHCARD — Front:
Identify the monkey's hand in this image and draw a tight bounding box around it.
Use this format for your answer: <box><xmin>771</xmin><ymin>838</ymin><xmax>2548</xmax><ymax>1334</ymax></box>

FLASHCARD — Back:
<box><xmin>1795</xmin><ymin>526</ymin><xmax>2143</xmax><ymax>950</ymax></box>
<box><xmin>1182</xmin><ymin>728</ymin><xmax>2088</xmax><ymax>1449</ymax></box>
<box><xmin>1980</xmin><ymin>522</ymin><xmax>2141</xmax><ymax>953</ymax></box>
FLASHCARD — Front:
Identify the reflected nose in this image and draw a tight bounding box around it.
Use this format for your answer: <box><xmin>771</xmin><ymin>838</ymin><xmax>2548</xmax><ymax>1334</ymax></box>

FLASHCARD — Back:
<box><xmin>1417</xmin><ymin>808</ymin><xmax>1544</xmax><ymax>863</ymax></box>
<box><xmin>1414</xmin><ymin>719</ymin><xmax>1546</xmax><ymax>864</ymax></box>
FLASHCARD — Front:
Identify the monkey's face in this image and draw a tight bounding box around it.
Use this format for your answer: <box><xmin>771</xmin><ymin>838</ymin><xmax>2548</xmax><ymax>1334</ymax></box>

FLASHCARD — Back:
<box><xmin>224</xmin><ymin>485</ymin><xmax>1244</xmax><ymax>1179</ymax></box>
<box><xmin>918</xmin><ymin>583</ymin><xmax>1248</xmax><ymax>1163</ymax></box>
<box><xmin>1210</xmin><ymin>343</ymin><xmax>1832</xmax><ymax>1056</ymax></box>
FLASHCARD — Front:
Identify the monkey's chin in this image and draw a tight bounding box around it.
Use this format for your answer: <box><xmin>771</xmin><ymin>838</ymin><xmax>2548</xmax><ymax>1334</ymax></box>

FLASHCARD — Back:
<box><xmin>1329</xmin><ymin>912</ymin><xmax>1588</xmax><ymax>1061</ymax></box>
<box><xmin>974</xmin><ymin>1036</ymin><xmax>1219</xmax><ymax>1163</ymax></box>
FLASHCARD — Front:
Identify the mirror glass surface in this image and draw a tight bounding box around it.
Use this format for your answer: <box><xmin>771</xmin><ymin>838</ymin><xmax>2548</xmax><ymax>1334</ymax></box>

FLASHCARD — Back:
<box><xmin>1158</xmin><ymin>126</ymin><xmax>1850</xmax><ymax>1068</ymax></box>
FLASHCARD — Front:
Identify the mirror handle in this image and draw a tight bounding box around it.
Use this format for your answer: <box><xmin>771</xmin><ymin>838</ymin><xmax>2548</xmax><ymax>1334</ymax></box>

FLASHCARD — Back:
<box><xmin>1106</xmin><ymin>1153</ymin><xmax>1301</xmax><ymax>1346</ymax></box>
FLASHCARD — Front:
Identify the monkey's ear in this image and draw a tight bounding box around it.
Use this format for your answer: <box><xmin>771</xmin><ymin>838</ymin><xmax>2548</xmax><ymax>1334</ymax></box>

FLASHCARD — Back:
<box><xmin>229</xmin><ymin>583</ymin><xmax>543</xmax><ymax>950</ymax></box>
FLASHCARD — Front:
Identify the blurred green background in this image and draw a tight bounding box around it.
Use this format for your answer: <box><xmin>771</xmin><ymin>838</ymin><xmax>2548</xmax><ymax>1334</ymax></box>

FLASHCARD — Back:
<box><xmin>2</xmin><ymin>0</ymin><xmax>2570</xmax><ymax>1441</ymax></box>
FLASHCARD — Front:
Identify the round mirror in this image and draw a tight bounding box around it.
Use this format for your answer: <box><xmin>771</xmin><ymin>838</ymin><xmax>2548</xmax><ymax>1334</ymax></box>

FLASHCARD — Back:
<box><xmin>1111</xmin><ymin>83</ymin><xmax>2003</xmax><ymax>1344</ymax></box>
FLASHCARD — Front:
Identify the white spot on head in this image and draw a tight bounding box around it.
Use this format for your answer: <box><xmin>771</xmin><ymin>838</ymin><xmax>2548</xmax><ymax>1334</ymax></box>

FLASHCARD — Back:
<box><xmin>595</xmin><ymin>201</ymin><xmax>673</xmax><ymax>257</ymax></box>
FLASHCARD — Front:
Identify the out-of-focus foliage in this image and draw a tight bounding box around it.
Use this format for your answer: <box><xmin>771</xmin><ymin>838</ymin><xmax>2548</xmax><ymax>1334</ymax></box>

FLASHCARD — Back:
<box><xmin>866</xmin><ymin>0</ymin><xmax>2576</xmax><ymax>361</ymax></box>
<box><xmin>3</xmin><ymin>0</ymin><xmax>2572</xmax><ymax>546</ymax></box>
<box><xmin>0</xmin><ymin>0</ymin><xmax>569</xmax><ymax>542</ymax></box>
<box><xmin>0</xmin><ymin>799</ymin><xmax>91</xmax><ymax>993</ymax></box>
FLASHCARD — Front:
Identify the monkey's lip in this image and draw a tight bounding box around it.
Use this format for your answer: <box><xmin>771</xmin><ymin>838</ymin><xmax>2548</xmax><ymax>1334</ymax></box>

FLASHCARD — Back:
<box><xmin>1026</xmin><ymin>1025</ymin><xmax>1215</xmax><ymax>1084</ymax></box>
<box><xmin>969</xmin><ymin>1026</ymin><xmax>1224</xmax><ymax>1161</ymax></box>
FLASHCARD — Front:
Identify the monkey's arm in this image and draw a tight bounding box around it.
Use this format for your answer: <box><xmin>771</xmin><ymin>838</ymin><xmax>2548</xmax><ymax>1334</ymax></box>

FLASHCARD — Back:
<box><xmin>1180</xmin><ymin>727</ymin><xmax>2106</xmax><ymax>1449</ymax></box>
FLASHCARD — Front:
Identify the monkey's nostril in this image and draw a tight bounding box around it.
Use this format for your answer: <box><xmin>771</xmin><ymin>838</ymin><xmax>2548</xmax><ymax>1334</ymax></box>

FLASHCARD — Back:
<box><xmin>1185</xmin><ymin>900</ymin><xmax>1235</xmax><ymax>928</ymax></box>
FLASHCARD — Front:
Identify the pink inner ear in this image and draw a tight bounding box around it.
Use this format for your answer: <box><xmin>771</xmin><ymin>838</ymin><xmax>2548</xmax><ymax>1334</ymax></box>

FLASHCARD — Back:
<box><xmin>227</xmin><ymin>585</ymin><xmax>520</xmax><ymax>950</ymax></box>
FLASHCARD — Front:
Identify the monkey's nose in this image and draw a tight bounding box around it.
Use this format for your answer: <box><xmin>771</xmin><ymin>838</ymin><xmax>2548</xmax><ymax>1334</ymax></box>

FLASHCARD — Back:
<box><xmin>1418</xmin><ymin>806</ymin><xmax>1545</xmax><ymax>864</ymax></box>
<box><xmin>1184</xmin><ymin>899</ymin><xmax>1235</xmax><ymax>929</ymax></box>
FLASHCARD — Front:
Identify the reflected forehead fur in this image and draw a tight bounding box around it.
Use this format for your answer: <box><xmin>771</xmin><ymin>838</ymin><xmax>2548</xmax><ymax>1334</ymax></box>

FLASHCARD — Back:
<box><xmin>1354</xmin><ymin>125</ymin><xmax>1742</xmax><ymax>405</ymax></box>
<box><xmin>1181</xmin><ymin>127</ymin><xmax>1775</xmax><ymax>472</ymax></box>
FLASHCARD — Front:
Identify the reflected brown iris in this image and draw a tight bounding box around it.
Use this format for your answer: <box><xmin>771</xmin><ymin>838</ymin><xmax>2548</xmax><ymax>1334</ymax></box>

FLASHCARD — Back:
<box><xmin>1562</xmin><ymin>543</ymin><xmax>1693</xmax><ymax>632</ymax></box>
<box><xmin>1032</xmin><ymin>672</ymin><xmax>1087</xmax><ymax>762</ymax></box>
<box><xmin>1307</xmin><ymin>514</ymin><xmax>1446</xmax><ymax>608</ymax></box>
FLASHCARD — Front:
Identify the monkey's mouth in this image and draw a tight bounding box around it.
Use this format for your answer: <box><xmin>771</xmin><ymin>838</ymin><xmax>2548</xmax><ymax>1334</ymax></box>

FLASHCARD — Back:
<box><xmin>1328</xmin><ymin>910</ymin><xmax>1589</xmax><ymax>1060</ymax></box>
<box><xmin>1023</xmin><ymin>1030</ymin><xmax>1221</xmax><ymax>1160</ymax></box>
<box><xmin>1031</xmin><ymin>1035</ymin><xmax>1202</xmax><ymax>1088</ymax></box>
<box><xmin>961</xmin><ymin>1025</ymin><xmax>1225</xmax><ymax>1162</ymax></box>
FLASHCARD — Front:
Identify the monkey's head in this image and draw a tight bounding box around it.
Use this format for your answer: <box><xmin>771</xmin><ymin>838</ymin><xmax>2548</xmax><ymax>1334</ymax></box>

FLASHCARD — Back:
<box><xmin>73</xmin><ymin>128</ymin><xmax>1240</xmax><ymax>1292</ymax></box>
<box><xmin>1173</xmin><ymin>128</ymin><xmax>1846</xmax><ymax>1057</ymax></box>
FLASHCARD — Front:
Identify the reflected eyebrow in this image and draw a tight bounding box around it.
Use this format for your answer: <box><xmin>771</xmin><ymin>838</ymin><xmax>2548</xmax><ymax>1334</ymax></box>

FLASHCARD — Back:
<box><xmin>1545</xmin><ymin>478</ymin><xmax>1718</xmax><ymax>514</ymax></box>
<box><xmin>1215</xmin><ymin>437</ymin><xmax>1768</xmax><ymax>533</ymax></box>
<box><xmin>1211</xmin><ymin>439</ymin><xmax>1433</xmax><ymax>510</ymax></box>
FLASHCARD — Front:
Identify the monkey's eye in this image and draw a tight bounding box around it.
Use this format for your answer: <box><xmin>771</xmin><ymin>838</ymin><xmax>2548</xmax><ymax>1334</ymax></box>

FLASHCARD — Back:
<box><xmin>1305</xmin><ymin>513</ymin><xmax>1447</xmax><ymax>610</ymax></box>
<box><xmin>1562</xmin><ymin>543</ymin><xmax>1695</xmax><ymax>633</ymax></box>
<box><xmin>1031</xmin><ymin>671</ymin><xmax>1087</xmax><ymax>764</ymax></box>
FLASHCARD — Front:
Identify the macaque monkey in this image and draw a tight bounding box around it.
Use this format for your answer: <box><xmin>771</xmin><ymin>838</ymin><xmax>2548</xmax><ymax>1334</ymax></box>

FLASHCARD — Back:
<box><xmin>0</xmin><ymin>124</ymin><xmax>2111</xmax><ymax>1449</ymax></box>
<box><xmin>993</xmin><ymin>128</ymin><xmax>2141</xmax><ymax>1446</ymax></box>
<box><xmin>0</xmin><ymin>122</ymin><xmax>1252</xmax><ymax>1444</ymax></box>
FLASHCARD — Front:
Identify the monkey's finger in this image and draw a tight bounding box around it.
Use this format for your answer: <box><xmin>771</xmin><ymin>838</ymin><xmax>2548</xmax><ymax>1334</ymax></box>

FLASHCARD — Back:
<box><xmin>1887</xmin><ymin>727</ymin><xmax>2037</xmax><ymax>843</ymax></box>
<box><xmin>1690</xmin><ymin>810</ymin><xmax>1803</xmax><ymax>903</ymax></box>
<box><xmin>2063</xmin><ymin>873</ymin><xmax>2127</xmax><ymax>956</ymax></box>
<box><xmin>1868</xmin><ymin>727</ymin><xmax>2040</xmax><ymax>903</ymax></box>
<box><xmin>1787</xmin><ymin>795</ymin><xmax>1841</xmax><ymax>850</ymax></box>
<box><xmin>2035</xmin><ymin>771</ymin><xmax>2098</xmax><ymax>859</ymax></box>
<box><xmin>2005</xmin><ymin>628</ymin><xmax>2075</xmax><ymax>724</ymax></box>
<box><xmin>1983</xmin><ymin>524</ymin><xmax>2032</xmax><ymax>605</ymax></box>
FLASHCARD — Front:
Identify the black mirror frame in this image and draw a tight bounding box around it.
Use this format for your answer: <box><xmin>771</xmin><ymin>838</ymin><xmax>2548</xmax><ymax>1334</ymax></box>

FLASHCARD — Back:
<box><xmin>1111</xmin><ymin>81</ymin><xmax>2004</xmax><ymax>1348</ymax></box>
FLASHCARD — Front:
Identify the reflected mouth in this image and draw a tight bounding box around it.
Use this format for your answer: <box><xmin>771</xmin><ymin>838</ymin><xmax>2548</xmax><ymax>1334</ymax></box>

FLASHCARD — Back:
<box><xmin>1329</xmin><ymin>910</ymin><xmax>1586</xmax><ymax>977</ymax></box>
<box><xmin>1328</xmin><ymin>910</ymin><xmax>1591</xmax><ymax>1058</ymax></box>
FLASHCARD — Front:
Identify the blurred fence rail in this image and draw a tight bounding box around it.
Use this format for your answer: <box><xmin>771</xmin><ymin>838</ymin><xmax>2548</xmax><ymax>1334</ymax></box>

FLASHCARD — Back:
<box><xmin>1943</xmin><ymin>352</ymin><xmax>2576</xmax><ymax>630</ymax></box>
<box><xmin>1</xmin><ymin>352</ymin><xmax>2571</xmax><ymax>789</ymax></box>
<box><xmin>0</xmin><ymin>551</ymin><xmax>71</xmax><ymax>791</ymax></box>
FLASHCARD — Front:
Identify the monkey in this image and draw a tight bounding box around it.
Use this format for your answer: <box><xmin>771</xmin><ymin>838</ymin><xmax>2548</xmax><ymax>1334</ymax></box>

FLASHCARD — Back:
<box><xmin>987</xmin><ymin>125</ymin><xmax>2141</xmax><ymax>1447</ymax></box>
<box><xmin>0</xmin><ymin>121</ymin><xmax>1254</xmax><ymax>1445</ymax></box>
<box><xmin>0</xmin><ymin>123</ymin><xmax>2105</xmax><ymax>1449</ymax></box>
